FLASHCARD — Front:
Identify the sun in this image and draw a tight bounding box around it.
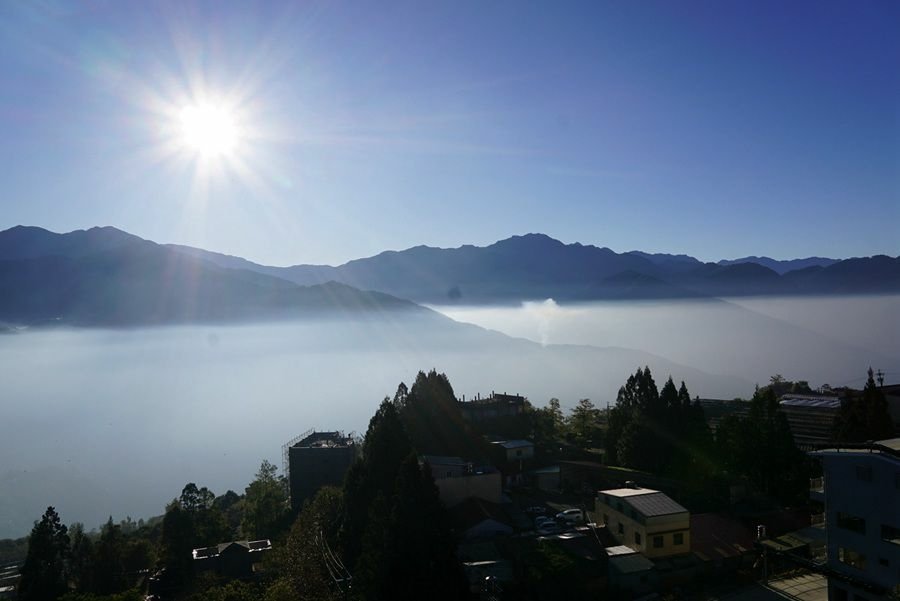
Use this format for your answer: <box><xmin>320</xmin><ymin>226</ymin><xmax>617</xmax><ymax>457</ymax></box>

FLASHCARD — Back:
<box><xmin>178</xmin><ymin>103</ymin><xmax>239</xmax><ymax>157</ymax></box>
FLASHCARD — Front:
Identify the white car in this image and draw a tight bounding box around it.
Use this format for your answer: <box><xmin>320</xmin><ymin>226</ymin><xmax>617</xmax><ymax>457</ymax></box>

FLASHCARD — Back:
<box><xmin>555</xmin><ymin>508</ymin><xmax>584</xmax><ymax>524</ymax></box>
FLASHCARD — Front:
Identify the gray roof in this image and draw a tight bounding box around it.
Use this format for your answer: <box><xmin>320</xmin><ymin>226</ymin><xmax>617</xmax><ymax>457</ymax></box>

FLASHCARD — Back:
<box><xmin>780</xmin><ymin>396</ymin><xmax>841</xmax><ymax>410</ymax></box>
<box><xmin>625</xmin><ymin>492</ymin><xmax>688</xmax><ymax>518</ymax></box>
<box><xmin>494</xmin><ymin>439</ymin><xmax>533</xmax><ymax>449</ymax></box>
<box><xmin>609</xmin><ymin>553</ymin><xmax>655</xmax><ymax>574</ymax></box>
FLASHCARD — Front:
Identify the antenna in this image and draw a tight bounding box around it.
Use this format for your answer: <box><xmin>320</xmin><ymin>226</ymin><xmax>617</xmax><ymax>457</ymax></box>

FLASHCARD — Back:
<box><xmin>876</xmin><ymin>369</ymin><xmax>885</xmax><ymax>387</ymax></box>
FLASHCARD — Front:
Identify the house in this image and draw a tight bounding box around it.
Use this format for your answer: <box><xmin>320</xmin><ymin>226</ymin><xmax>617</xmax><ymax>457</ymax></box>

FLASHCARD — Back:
<box><xmin>284</xmin><ymin>430</ymin><xmax>358</xmax><ymax>509</ymax></box>
<box><xmin>421</xmin><ymin>455</ymin><xmax>502</xmax><ymax>507</ymax></box>
<box><xmin>595</xmin><ymin>483</ymin><xmax>690</xmax><ymax>559</ymax></box>
<box><xmin>809</xmin><ymin>438</ymin><xmax>900</xmax><ymax>600</ymax></box>
<box><xmin>491</xmin><ymin>439</ymin><xmax>534</xmax><ymax>462</ymax></box>
<box><xmin>529</xmin><ymin>465</ymin><xmax>561</xmax><ymax>492</ymax></box>
<box><xmin>450</xmin><ymin>498</ymin><xmax>514</xmax><ymax>540</ymax></box>
<box><xmin>606</xmin><ymin>545</ymin><xmax>658</xmax><ymax>597</ymax></box>
<box><xmin>192</xmin><ymin>539</ymin><xmax>272</xmax><ymax>580</ymax></box>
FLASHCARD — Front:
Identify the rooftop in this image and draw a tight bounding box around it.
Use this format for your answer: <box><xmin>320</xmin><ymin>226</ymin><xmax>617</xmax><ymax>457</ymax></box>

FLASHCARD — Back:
<box><xmin>779</xmin><ymin>396</ymin><xmax>842</xmax><ymax>410</ymax></box>
<box><xmin>599</xmin><ymin>487</ymin><xmax>689</xmax><ymax>518</ymax></box>
<box><xmin>493</xmin><ymin>439</ymin><xmax>533</xmax><ymax>449</ymax></box>
<box><xmin>810</xmin><ymin>437</ymin><xmax>900</xmax><ymax>460</ymax></box>
<box><xmin>192</xmin><ymin>539</ymin><xmax>272</xmax><ymax>560</ymax></box>
<box><xmin>609</xmin><ymin>552</ymin><xmax>655</xmax><ymax>574</ymax></box>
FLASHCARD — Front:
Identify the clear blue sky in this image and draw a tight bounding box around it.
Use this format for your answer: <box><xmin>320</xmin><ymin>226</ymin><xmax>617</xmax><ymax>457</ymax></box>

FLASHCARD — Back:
<box><xmin>0</xmin><ymin>0</ymin><xmax>897</xmax><ymax>265</ymax></box>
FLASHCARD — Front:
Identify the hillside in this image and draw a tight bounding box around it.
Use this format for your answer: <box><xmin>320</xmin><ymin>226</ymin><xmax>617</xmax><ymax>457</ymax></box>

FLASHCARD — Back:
<box><xmin>0</xmin><ymin>226</ymin><xmax>424</xmax><ymax>326</ymax></box>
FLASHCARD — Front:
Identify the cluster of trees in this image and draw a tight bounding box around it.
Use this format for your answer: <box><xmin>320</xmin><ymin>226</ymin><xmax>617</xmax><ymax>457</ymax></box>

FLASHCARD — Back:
<box><xmin>268</xmin><ymin>371</ymin><xmax>469</xmax><ymax>600</ymax></box>
<box><xmin>834</xmin><ymin>367</ymin><xmax>894</xmax><ymax>443</ymax></box>
<box><xmin>715</xmin><ymin>387</ymin><xmax>808</xmax><ymax>505</ymax></box>
<box><xmin>18</xmin><ymin>370</ymin><xmax>469</xmax><ymax>601</ymax></box>
<box><xmin>16</xmin><ymin>464</ymin><xmax>288</xmax><ymax>601</ymax></box>
<box><xmin>606</xmin><ymin>368</ymin><xmax>711</xmax><ymax>476</ymax></box>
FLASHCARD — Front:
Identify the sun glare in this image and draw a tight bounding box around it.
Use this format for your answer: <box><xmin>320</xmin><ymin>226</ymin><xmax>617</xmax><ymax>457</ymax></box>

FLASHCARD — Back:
<box><xmin>179</xmin><ymin>103</ymin><xmax>238</xmax><ymax>157</ymax></box>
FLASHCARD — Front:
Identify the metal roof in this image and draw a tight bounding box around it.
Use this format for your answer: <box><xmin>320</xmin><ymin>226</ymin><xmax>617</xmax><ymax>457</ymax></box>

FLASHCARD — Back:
<box><xmin>779</xmin><ymin>396</ymin><xmax>841</xmax><ymax>410</ymax></box>
<box><xmin>609</xmin><ymin>553</ymin><xmax>655</xmax><ymax>574</ymax></box>
<box><xmin>626</xmin><ymin>492</ymin><xmax>688</xmax><ymax>517</ymax></box>
<box><xmin>494</xmin><ymin>439</ymin><xmax>533</xmax><ymax>449</ymax></box>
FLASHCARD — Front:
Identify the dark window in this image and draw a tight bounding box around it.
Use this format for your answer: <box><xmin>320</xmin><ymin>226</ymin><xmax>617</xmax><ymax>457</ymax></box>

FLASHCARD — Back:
<box><xmin>833</xmin><ymin>587</ymin><xmax>848</xmax><ymax>601</ymax></box>
<box><xmin>603</xmin><ymin>513</ymin><xmax>609</xmax><ymax>524</ymax></box>
<box><xmin>878</xmin><ymin>557</ymin><xmax>889</xmax><ymax>567</ymax></box>
<box><xmin>836</xmin><ymin>512</ymin><xmax>866</xmax><ymax>534</ymax></box>
<box><xmin>856</xmin><ymin>465</ymin><xmax>872</xmax><ymax>482</ymax></box>
<box><xmin>618</xmin><ymin>523</ymin><xmax>624</xmax><ymax>535</ymax></box>
<box><xmin>881</xmin><ymin>524</ymin><xmax>900</xmax><ymax>545</ymax></box>
<box><xmin>446</xmin><ymin>471</ymin><xmax>452</xmax><ymax>477</ymax></box>
<box><xmin>674</xmin><ymin>532</ymin><xmax>684</xmax><ymax>545</ymax></box>
<box><xmin>653</xmin><ymin>535</ymin><xmax>663</xmax><ymax>548</ymax></box>
<box><xmin>839</xmin><ymin>547</ymin><xmax>866</xmax><ymax>571</ymax></box>
<box><xmin>634</xmin><ymin>532</ymin><xmax>641</xmax><ymax>545</ymax></box>
<box><xmin>516</xmin><ymin>450</ymin><xmax>522</xmax><ymax>457</ymax></box>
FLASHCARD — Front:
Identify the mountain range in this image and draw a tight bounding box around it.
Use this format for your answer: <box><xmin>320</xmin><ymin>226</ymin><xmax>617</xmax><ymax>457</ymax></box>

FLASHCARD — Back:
<box><xmin>0</xmin><ymin>226</ymin><xmax>421</xmax><ymax>326</ymax></box>
<box><xmin>0</xmin><ymin>226</ymin><xmax>897</xmax><ymax>326</ymax></box>
<box><xmin>171</xmin><ymin>232</ymin><xmax>899</xmax><ymax>305</ymax></box>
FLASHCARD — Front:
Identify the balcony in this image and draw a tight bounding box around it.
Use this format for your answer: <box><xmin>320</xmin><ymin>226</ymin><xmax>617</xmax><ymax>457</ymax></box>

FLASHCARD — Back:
<box><xmin>809</xmin><ymin>477</ymin><xmax>825</xmax><ymax>502</ymax></box>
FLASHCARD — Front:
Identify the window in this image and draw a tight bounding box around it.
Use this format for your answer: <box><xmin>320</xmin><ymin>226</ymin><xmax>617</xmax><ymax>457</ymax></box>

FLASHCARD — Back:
<box><xmin>617</xmin><ymin>522</ymin><xmax>624</xmax><ymax>535</ymax></box>
<box><xmin>446</xmin><ymin>471</ymin><xmax>452</xmax><ymax>478</ymax></box>
<box><xmin>673</xmin><ymin>532</ymin><xmax>684</xmax><ymax>545</ymax></box>
<box><xmin>838</xmin><ymin>547</ymin><xmax>866</xmax><ymax>571</ymax></box>
<box><xmin>516</xmin><ymin>450</ymin><xmax>522</xmax><ymax>457</ymax></box>
<box><xmin>836</xmin><ymin>512</ymin><xmax>866</xmax><ymax>534</ymax></box>
<box><xmin>653</xmin><ymin>535</ymin><xmax>663</xmax><ymax>548</ymax></box>
<box><xmin>878</xmin><ymin>557</ymin><xmax>889</xmax><ymax>567</ymax></box>
<box><xmin>881</xmin><ymin>524</ymin><xmax>900</xmax><ymax>545</ymax></box>
<box><xmin>634</xmin><ymin>532</ymin><xmax>641</xmax><ymax>545</ymax></box>
<box><xmin>855</xmin><ymin>465</ymin><xmax>872</xmax><ymax>482</ymax></box>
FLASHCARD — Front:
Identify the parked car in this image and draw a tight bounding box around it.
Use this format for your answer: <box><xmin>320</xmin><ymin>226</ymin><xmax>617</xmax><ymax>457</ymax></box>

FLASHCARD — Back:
<box><xmin>555</xmin><ymin>508</ymin><xmax>584</xmax><ymax>524</ymax></box>
<box><xmin>534</xmin><ymin>516</ymin><xmax>553</xmax><ymax>528</ymax></box>
<box><xmin>536</xmin><ymin>522</ymin><xmax>561</xmax><ymax>535</ymax></box>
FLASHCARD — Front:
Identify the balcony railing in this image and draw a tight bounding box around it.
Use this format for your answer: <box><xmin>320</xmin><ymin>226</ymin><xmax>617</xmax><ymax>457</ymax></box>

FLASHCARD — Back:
<box><xmin>809</xmin><ymin>477</ymin><xmax>824</xmax><ymax>492</ymax></box>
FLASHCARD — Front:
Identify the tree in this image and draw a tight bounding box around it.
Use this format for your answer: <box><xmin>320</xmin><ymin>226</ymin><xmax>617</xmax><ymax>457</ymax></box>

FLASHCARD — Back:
<box><xmin>18</xmin><ymin>506</ymin><xmax>70</xmax><ymax>601</ymax></box>
<box><xmin>834</xmin><ymin>367</ymin><xmax>894</xmax><ymax>443</ymax></box>
<box><xmin>241</xmin><ymin>461</ymin><xmax>288</xmax><ymax>540</ymax></box>
<box><xmin>568</xmin><ymin>398</ymin><xmax>600</xmax><ymax>447</ymax></box>
<box><xmin>276</xmin><ymin>487</ymin><xmax>344</xmax><ymax>601</ymax></box>
<box><xmin>92</xmin><ymin>517</ymin><xmax>126</xmax><ymax>594</ymax></box>
<box><xmin>69</xmin><ymin>523</ymin><xmax>94</xmax><ymax>592</ymax></box>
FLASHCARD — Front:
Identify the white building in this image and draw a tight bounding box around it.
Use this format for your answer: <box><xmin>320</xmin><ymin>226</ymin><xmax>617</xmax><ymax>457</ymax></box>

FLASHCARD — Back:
<box><xmin>595</xmin><ymin>484</ymin><xmax>691</xmax><ymax>559</ymax></box>
<box><xmin>810</xmin><ymin>438</ymin><xmax>900</xmax><ymax>600</ymax></box>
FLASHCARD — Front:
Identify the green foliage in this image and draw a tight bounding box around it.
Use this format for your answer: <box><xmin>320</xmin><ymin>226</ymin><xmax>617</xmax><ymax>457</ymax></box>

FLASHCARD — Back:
<box><xmin>91</xmin><ymin>518</ymin><xmax>127</xmax><ymax>594</ymax></box>
<box><xmin>715</xmin><ymin>387</ymin><xmax>808</xmax><ymax>505</ymax></box>
<box><xmin>834</xmin><ymin>367</ymin><xmax>894</xmax><ymax>442</ymax></box>
<box><xmin>605</xmin><ymin>368</ymin><xmax>711</xmax><ymax>477</ymax></box>
<box><xmin>59</xmin><ymin>589</ymin><xmax>143</xmax><ymax>601</ymax></box>
<box><xmin>568</xmin><ymin>398</ymin><xmax>601</xmax><ymax>447</ymax></box>
<box><xmin>274</xmin><ymin>487</ymin><xmax>344</xmax><ymax>601</ymax></box>
<box><xmin>395</xmin><ymin>369</ymin><xmax>486</xmax><ymax>458</ymax></box>
<box><xmin>185</xmin><ymin>580</ymin><xmax>263</xmax><ymax>601</ymax></box>
<box><xmin>241</xmin><ymin>462</ymin><xmax>288</xmax><ymax>541</ymax></box>
<box><xmin>0</xmin><ymin>536</ymin><xmax>29</xmax><ymax>564</ymax></box>
<box><xmin>18</xmin><ymin>506</ymin><xmax>70</xmax><ymax>601</ymax></box>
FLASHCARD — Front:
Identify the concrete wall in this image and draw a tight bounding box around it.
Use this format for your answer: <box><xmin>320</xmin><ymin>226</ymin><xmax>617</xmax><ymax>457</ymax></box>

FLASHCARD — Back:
<box><xmin>436</xmin><ymin>471</ymin><xmax>502</xmax><ymax>508</ymax></box>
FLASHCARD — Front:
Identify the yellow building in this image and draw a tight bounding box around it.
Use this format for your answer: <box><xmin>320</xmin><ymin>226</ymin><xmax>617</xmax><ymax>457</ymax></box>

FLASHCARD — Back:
<box><xmin>595</xmin><ymin>484</ymin><xmax>690</xmax><ymax>559</ymax></box>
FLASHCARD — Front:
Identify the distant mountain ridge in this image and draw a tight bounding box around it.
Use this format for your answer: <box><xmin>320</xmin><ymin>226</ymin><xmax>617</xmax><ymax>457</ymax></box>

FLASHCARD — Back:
<box><xmin>0</xmin><ymin>226</ymin><xmax>424</xmax><ymax>326</ymax></box>
<box><xmin>168</xmin><ymin>232</ymin><xmax>900</xmax><ymax>304</ymax></box>
<box><xmin>1</xmin><ymin>227</ymin><xmax>897</xmax><ymax>323</ymax></box>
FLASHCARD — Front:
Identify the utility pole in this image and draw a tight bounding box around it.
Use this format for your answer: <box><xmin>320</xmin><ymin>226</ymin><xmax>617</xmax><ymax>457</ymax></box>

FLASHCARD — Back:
<box><xmin>876</xmin><ymin>369</ymin><xmax>885</xmax><ymax>388</ymax></box>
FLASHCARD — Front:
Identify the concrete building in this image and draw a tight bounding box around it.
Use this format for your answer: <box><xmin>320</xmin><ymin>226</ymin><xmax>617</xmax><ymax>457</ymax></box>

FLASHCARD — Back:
<box><xmin>422</xmin><ymin>455</ymin><xmax>502</xmax><ymax>507</ymax></box>
<box><xmin>458</xmin><ymin>392</ymin><xmax>526</xmax><ymax>422</ymax></box>
<box><xmin>596</xmin><ymin>484</ymin><xmax>691</xmax><ymax>559</ymax></box>
<box><xmin>779</xmin><ymin>395</ymin><xmax>842</xmax><ymax>450</ymax></box>
<box><xmin>192</xmin><ymin>539</ymin><xmax>272</xmax><ymax>580</ymax></box>
<box><xmin>809</xmin><ymin>438</ymin><xmax>900</xmax><ymax>600</ymax></box>
<box><xmin>285</xmin><ymin>430</ymin><xmax>357</xmax><ymax>509</ymax></box>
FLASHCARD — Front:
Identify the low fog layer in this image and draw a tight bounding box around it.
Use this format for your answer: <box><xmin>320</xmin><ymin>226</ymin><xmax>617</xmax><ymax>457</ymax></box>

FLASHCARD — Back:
<box><xmin>0</xmin><ymin>314</ymin><xmax>743</xmax><ymax>538</ymax></box>
<box><xmin>434</xmin><ymin>295</ymin><xmax>900</xmax><ymax>390</ymax></box>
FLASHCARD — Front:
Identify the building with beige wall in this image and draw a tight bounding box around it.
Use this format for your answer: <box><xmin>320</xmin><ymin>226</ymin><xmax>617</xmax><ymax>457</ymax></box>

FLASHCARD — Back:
<box><xmin>422</xmin><ymin>455</ymin><xmax>502</xmax><ymax>508</ymax></box>
<box><xmin>596</xmin><ymin>484</ymin><xmax>690</xmax><ymax>559</ymax></box>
